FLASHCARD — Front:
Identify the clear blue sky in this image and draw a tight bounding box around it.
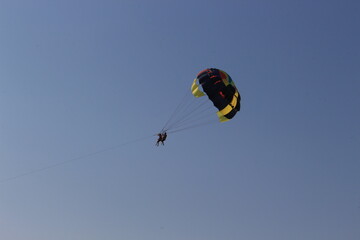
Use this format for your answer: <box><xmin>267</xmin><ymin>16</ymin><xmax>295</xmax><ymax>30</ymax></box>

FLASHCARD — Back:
<box><xmin>1</xmin><ymin>0</ymin><xmax>359</xmax><ymax>239</ymax></box>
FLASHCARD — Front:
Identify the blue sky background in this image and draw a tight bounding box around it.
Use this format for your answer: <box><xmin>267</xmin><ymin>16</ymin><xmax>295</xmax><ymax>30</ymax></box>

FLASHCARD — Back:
<box><xmin>1</xmin><ymin>0</ymin><xmax>359</xmax><ymax>239</ymax></box>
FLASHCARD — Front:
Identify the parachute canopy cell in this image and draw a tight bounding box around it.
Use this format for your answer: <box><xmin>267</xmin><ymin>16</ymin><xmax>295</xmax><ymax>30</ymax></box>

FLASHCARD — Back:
<box><xmin>191</xmin><ymin>68</ymin><xmax>241</xmax><ymax>122</ymax></box>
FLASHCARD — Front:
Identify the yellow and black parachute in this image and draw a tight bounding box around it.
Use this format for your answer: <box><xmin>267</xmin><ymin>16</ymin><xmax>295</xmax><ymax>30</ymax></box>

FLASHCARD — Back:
<box><xmin>192</xmin><ymin>68</ymin><xmax>241</xmax><ymax>122</ymax></box>
<box><xmin>161</xmin><ymin>68</ymin><xmax>241</xmax><ymax>133</ymax></box>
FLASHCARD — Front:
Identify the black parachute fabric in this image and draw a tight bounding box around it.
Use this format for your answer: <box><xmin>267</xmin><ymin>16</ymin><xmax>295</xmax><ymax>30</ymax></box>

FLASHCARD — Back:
<box><xmin>191</xmin><ymin>68</ymin><xmax>241</xmax><ymax>122</ymax></box>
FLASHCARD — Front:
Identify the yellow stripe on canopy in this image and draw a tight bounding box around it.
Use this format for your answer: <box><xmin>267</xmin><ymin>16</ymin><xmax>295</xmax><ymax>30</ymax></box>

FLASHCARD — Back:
<box><xmin>191</xmin><ymin>78</ymin><xmax>205</xmax><ymax>97</ymax></box>
<box><xmin>216</xmin><ymin>111</ymin><xmax>230</xmax><ymax>122</ymax></box>
<box><xmin>217</xmin><ymin>91</ymin><xmax>239</xmax><ymax>117</ymax></box>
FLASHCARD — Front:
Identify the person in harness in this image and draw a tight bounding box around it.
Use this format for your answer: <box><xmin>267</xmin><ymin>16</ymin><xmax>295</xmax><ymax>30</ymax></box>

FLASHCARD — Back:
<box><xmin>155</xmin><ymin>132</ymin><xmax>167</xmax><ymax>146</ymax></box>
